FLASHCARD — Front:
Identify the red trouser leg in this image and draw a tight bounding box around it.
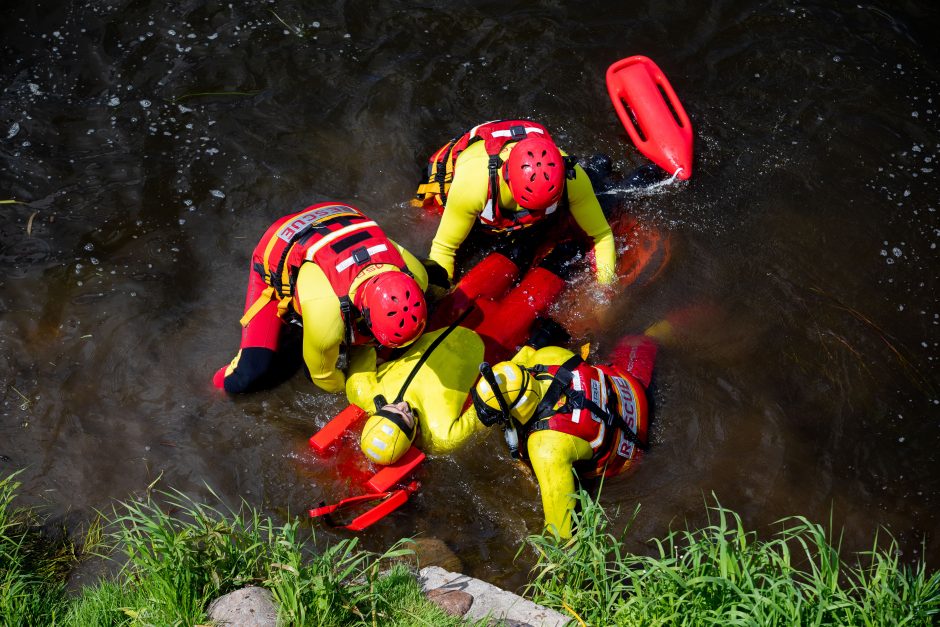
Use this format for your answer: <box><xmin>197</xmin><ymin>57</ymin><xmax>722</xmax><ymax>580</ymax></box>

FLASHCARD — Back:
<box><xmin>428</xmin><ymin>252</ymin><xmax>519</xmax><ymax>331</ymax></box>
<box><xmin>473</xmin><ymin>266</ymin><xmax>566</xmax><ymax>359</ymax></box>
<box><xmin>608</xmin><ymin>335</ymin><xmax>658</xmax><ymax>389</ymax></box>
<box><xmin>215</xmin><ymin>242</ymin><xmax>287</xmax><ymax>393</ymax></box>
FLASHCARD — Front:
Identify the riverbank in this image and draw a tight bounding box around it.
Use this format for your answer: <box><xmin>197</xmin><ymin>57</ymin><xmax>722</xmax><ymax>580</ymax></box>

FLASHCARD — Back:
<box><xmin>2</xmin><ymin>472</ymin><xmax>938</xmax><ymax>625</ymax></box>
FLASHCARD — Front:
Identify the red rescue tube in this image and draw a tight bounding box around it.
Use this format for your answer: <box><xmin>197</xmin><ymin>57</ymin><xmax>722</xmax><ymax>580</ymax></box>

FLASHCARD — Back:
<box><xmin>308</xmin><ymin>481</ymin><xmax>420</xmax><ymax>531</ymax></box>
<box><xmin>473</xmin><ymin>265</ymin><xmax>566</xmax><ymax>357</ymax></box>
<box><xmin>367</xmin><ymin>446</ymin><xmax>426</xmax><ymax>492</ymax></box>
<box><xmin>606</xmin><ymin>56</ymin><xmax>693</xmax><ymax>180</ymax></box>
<box><xmin>309</xmin><ymin>404</ymin><xmax>368</xmax><ymax>454</ymax></box>
<box><xmin>428</xmin><ymin>252</ymin><xmax>519</xmax><ymax>331</ymax></box>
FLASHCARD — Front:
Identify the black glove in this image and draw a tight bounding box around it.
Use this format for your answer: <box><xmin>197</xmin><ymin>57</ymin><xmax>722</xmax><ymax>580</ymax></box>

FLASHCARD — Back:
<box><xmin>537</xmin><ymin>240</ymin><xmax>584</xmax><ymax>280</ymax></box>
<box><xmin>420</xmin><ymin>258</ymin><xmax>451</xmax><ymax>290</ymax></box>
<box><xmin>527</xmin><ymin>317</ymin><xmax>570</xmax><ymax>350</ymax></box>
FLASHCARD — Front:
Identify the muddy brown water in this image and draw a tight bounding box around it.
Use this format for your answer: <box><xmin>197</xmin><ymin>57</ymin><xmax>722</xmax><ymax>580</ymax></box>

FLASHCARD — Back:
<box><xmin>1</xmin><ymin>0</ymin><xmax>938</xmax><ymax>590</ymax></box>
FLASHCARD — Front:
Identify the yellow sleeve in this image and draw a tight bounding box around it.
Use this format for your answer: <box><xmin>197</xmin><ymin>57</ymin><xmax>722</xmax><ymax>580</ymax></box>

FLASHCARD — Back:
<box><xmin>519</xmin><ymin>345</ymin><xmax>576</xmax><ymax>369</ymax></box>
<box><xmin>426</xmin><ymin>404</ymin><xmax>485</xmax><ymax>454</ymax></box>
<box><xmin>566</xmin><ymin>163</ymin><xmax>617</xmax><ymax>285</ymax></box>
<box><xmin>406</xmin><ymin>327</ymin><xmax>487</xmax><ymax>453</ymax></box>
<box><xmin>296</xmin><ymin>263</ymin><xmax>347</xmax><ymax>393</ymax></box>
<box><xmin>510</xmin><ymin>345</ymin><xmax>538</xmax><ymax>365</ymax></box>
<box><xmin>390</xmin><ymin>240</ymin><xmax>429</xmax><ymax>291</ymax></box>
<box><xmin>527</xmin><ymin>429</ymin><xmax>593</xmax><ymax>538</ymax></box>
<box><xmin>428</xmin><ymin>143</ymin><xmax>490</xmax><ymax>279</ymax></box>
<box><xmin>345</xmin><ymin>346</ymin><xmax>379</xmax><ymax>409</ymax></box>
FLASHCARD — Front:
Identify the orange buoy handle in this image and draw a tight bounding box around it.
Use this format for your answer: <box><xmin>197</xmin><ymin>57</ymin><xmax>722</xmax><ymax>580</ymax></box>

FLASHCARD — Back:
<box><xmin>606</xmin><ymin>56</ymin><xmax>693</xmax><ymax>180</ymax></box>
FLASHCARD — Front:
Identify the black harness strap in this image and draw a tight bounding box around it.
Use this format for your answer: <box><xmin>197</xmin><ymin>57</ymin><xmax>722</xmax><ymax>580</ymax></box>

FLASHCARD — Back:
<box><xmin>531</xmin><ymin>355</ymin><xmax>584</xmax><ymax>421</ymax></box>
<box><xmin>330</xmin><ymin>230</ymin><xmax>372</xmax><ymax>254</ymax></box>
<box><xmin>487</xmin><ymin>154</ymin><xmax>505</xmax><ymax>222</ymax></box>
<box><xmin>336</xmin><ymin>296</ymin><xmax>356</xmax><ymax>371</ymax></box>
<box><xmin>568</xmin><ymin>387</ymin><xmax>649</xmax><ymax>451</ymax></box>
<box><xmin>563</xmin><ymin>155</ymin><xmax>578</xmax><ymax>180</ymax></box>
<box><xmin>525</xmin><ymin>356</ymin><xmax>649</xmax><ymax>452</ymax></box>
<box><xmin>268</xmin><ymin>212</ymin><xmax>361</xmax><ymax>298</ymax></box>
<box><xmin>436</xmin><ymin>140</ymin><xmax>458</xmax><ymax>202</ymax></box>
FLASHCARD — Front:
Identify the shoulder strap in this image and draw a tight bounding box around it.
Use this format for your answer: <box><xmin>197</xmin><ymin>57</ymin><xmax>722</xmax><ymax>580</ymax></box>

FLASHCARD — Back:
<box><xmin>531</xmin><ymin>354</ymin><xmax>584</xmax><ymax>421</ymax></box>
<box><xmin>569</xmin><ymin>388</ymin><xmax>649</xmax><ymax>451</ymax></box>
<box><xmin>393</xmin><ymin>304</ymin><xmax>475</xmax><ymax>403</ymax></box>
<box><xmin>336</xmin><ymin>295</ymin><xmax>356</xmax><ymax>370</ymax></box>
<box><xmin>487</xmin><ymin>154</ymin><xmax>506</xmax><ymax>221</ymax></box>
<box><xmin>563</xmin><ymin>155</ymin><xmax>578</xmax><ymax>180</ymax></box>
<box><xmin>530</xmin><ymin>355</ymin><xmax>649</xmax><ymax>452</ymax></box>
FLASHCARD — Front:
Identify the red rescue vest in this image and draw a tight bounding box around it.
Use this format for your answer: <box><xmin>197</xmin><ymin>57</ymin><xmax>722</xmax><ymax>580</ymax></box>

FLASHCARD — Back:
<box><xmin>414</xmin><ymin>119</ymin><xmax>573</xmax><ymax>232</ymax></box>
<box><xmin>242</xmin><ymin>203</ymin><xmax>409</xmax><ymax>347</ymax></box>
<box><xmin>525</xmin><ymin>360</ymin><xmax>648</xmax><ymax>478</ymax></box>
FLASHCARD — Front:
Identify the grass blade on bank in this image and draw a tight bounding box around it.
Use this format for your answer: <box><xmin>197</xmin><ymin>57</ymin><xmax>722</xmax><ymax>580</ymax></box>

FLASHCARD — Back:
<box><xmin>524</xmin><ymin>491</ymin><xmax>940</xmax><ymax>626</ymax></box>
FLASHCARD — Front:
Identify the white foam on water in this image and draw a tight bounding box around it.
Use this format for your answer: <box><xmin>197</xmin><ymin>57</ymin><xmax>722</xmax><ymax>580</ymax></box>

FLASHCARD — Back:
<box><xmin>597</xmin><ymin>169</ymin><xmax>683</xmax><ymax>198</ymax></box>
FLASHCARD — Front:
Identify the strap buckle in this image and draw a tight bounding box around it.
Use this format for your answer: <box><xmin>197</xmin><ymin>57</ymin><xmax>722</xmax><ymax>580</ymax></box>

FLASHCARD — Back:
<box><xmin>509</xmin><ymin>124</ymin><xmax>527</xmax><ymax>140</ymax></box>
<box><xmin>350</xmin><ymin>246</ymin><xmax>371</xmax><ymax>265</ymax></box>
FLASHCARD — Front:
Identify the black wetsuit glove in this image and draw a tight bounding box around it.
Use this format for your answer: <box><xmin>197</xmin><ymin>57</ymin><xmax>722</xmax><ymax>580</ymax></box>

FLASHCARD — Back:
<box><xmin>537</xmin><ymin>240</ymin><xmax>585</xmax><ymax>280</ymax></box>
<box><xmin>421</xmin><ymin>258</ymin><xmax>451</xmax><ymax>290</ymax></box>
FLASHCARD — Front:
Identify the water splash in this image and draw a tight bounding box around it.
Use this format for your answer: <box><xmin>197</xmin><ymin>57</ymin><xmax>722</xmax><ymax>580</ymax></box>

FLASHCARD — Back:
<box><xmin>597</xmin><ymin>169</ymin><xmax>683</xmax><ymax>198</ymax></box>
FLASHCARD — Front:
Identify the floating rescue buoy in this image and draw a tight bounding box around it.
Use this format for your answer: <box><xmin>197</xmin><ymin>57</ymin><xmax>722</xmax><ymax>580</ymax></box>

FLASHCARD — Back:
<box><xmin>606</xmin><ymin>55</ymin><xmax>694</xmax><ymax>180</ymax></box>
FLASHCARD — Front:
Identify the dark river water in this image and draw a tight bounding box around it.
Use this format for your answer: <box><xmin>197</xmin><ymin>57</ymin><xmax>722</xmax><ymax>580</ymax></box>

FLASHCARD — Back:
<box><xmin>2</xmin><ymin>0</ymin><xmax>938</xmax><ymax>590</ymax></box>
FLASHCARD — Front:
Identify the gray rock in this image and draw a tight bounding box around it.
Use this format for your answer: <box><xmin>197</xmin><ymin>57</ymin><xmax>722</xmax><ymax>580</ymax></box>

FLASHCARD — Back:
<box><xmin>419</xmin><ymin>566</ymin><xmax>570</xmax><ymax>627</ymax></box>
<box><xmin>206</xmin><ymin>586</ymin><xmax>278</xmax><ymax>627</ymax></box>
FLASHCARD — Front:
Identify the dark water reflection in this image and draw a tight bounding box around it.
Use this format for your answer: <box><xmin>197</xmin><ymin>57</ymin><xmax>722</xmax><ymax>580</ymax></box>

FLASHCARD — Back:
<box><xmin>2</xmin><ymin>0</ymin><xmax>938</xmax><ymax>589</ymax></box>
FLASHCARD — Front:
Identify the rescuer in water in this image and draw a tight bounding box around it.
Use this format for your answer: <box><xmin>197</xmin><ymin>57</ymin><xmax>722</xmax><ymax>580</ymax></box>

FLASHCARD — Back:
<box><xmin>414</xmin><ymin>119</ymin><xmax>618</xmax><ymax>287</ymax></box>
<box><xmin>213</xmin><ymin>202</ymin><xmax>429</xmax><ymax>394</ymax></box>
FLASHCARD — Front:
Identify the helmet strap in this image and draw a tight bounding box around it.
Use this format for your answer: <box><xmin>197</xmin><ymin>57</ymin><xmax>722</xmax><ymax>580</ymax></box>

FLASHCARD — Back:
<box><xmin>479</xmin><ymin>362</ymin><xmax>512</xmax><ymax>425</ymax></box>
<box><xmin>374</xmin><ymin>407</ymin><xmax>416</xmax><ymax>440</ymax></box>
<box><xmin>506</xmin><ymin>367</ymin><xmax>531</xmax><ymax>412</ymax></box>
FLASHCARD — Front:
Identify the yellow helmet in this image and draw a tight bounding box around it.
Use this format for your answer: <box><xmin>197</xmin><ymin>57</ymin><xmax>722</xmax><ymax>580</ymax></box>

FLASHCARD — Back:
<box><xmin>360</xmin><ymin>403</ymin><xmax>416</xmax><ymax>465</ymax></box>
<box><xmin>473</xmin><ymin>361</ymin><xmax>541</xmax><ymax>425</ymax></box>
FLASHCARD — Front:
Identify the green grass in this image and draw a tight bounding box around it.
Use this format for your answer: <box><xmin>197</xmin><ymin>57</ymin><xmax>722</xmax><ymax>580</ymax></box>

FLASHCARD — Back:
<box><xmin>1</xmin><ymin>473</ymin><xmax>467</xmax><ymax>626</ymax></box>
<box><xmin>4</xmin><ymin>471</ymin><xmax>939</xmax><ymax>626</ymax></box>
<box><xmin>0</xmin><ymin>472</ymin><xmax>86</xmax><ymax>625</ymax></box>
<box><xmin>524</xmin><ymin>491</ymin><xmax>940</xmax><ymax>626</ymax></box>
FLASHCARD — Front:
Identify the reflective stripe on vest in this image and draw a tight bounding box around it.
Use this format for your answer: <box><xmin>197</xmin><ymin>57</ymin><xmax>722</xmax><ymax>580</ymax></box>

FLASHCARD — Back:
<box><xmin>486</xmin><ymin>125</ymin><xmax>547</xmax><ymax>139</ymax></box>
<box><xmin>334</xmin><ymin>243</ymin><xmax>388</xmax><ymax>272</ymax></box>
<box><xmin>242</xmin><ymin>204</ymin><xmax>406</xmax><ymax>329</ymax></box>
<box><xmin>303</xmin><ymin>220</ymin><xmax>379</xmax><ymax>262</ymax></box>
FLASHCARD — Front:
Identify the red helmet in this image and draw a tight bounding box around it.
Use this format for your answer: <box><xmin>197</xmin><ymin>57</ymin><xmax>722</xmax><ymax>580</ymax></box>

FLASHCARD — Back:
<box><xmin>356</xmin><ymin>271</ymin><xmax>427</xmax><ymax>348</ymax></box>
<box><xmin>504</xmin><ymin>136</ymin><xmax>565</xmax><ymax>210</ymax></box>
